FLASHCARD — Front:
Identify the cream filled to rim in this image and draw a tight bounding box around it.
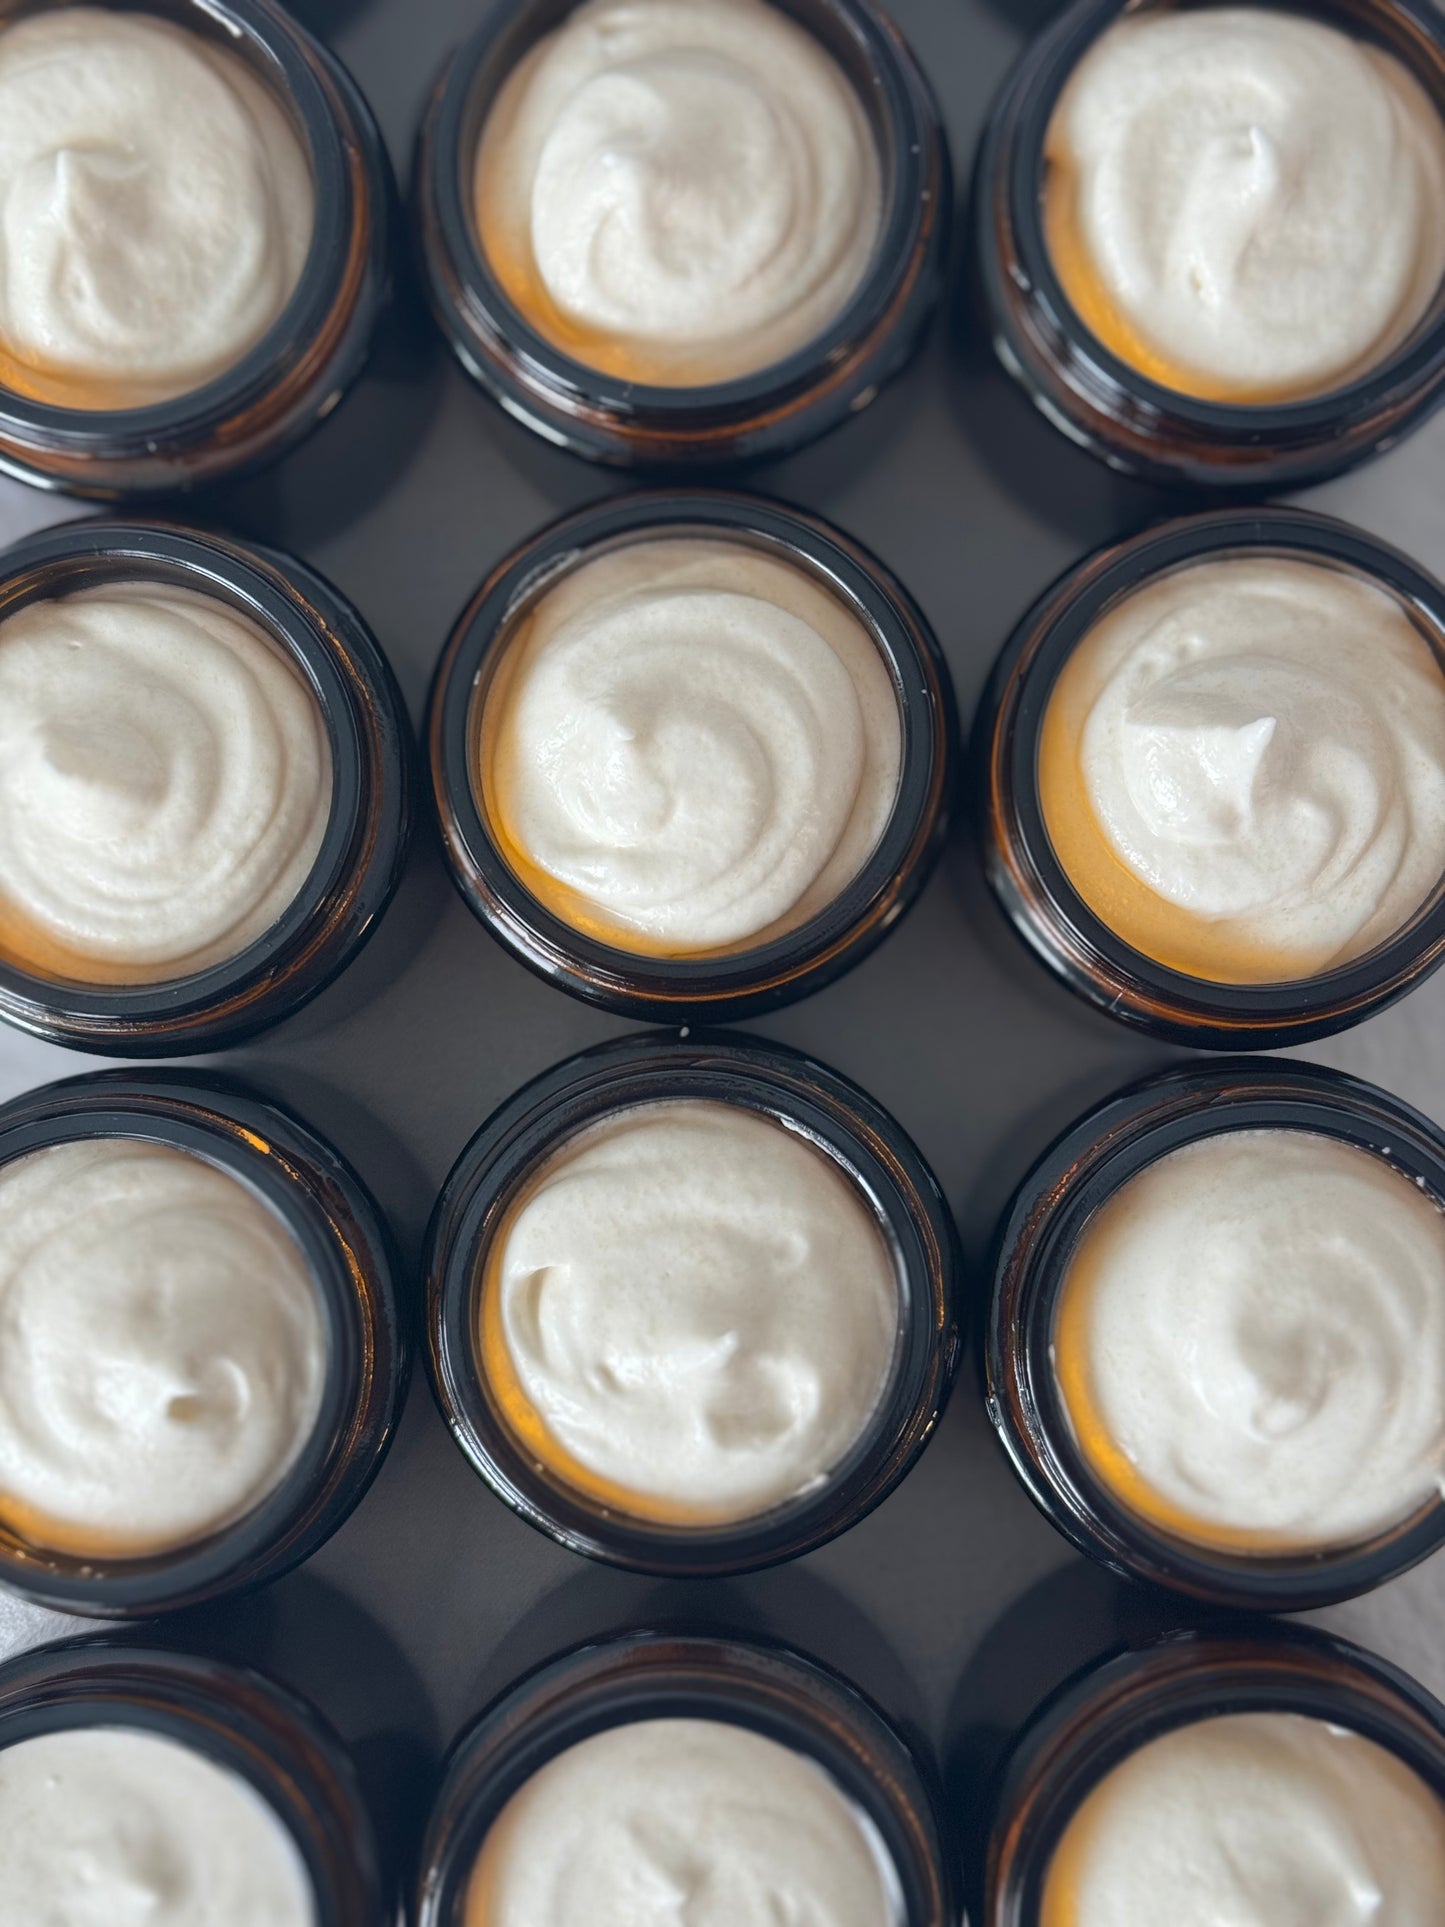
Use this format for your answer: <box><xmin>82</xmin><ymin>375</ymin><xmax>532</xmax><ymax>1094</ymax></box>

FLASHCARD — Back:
<box><xmin>0</xmin><ymin>1138</ymin><xmax>328</xmax><ymax>1557</ymax></box>
<box><xmin>1052</xmin><ymin>1128</ymin><xmax>1445</xmax><ymax>1553</ymax></box>
<box><xmin>0</xmin><ymin>1726</ymin><xmax>317</xmax><ymax>1927</ymax></box>
<box><xmin>0</xmin><ymin>8</ymin><xmax>314</xmax><ymax>409</ymax></box>
<box><xmin>480</xmin><ymin>1100</ymin><xmax>899</xmax><ymax>1524</ymax></box>
<box><xmin>0</xmin><ymin>579</ymin><xmax>333</xmax><ymax>985</ymax></box>
<box><xmin>1043</xmin><ymin>8</ymin><xmax>1445</xmax><ymax>403</ymax></box>
<box><xmin>465</xmin><ymin>1717</ymin><xmax>902</xmax><ymax>1927</ymax></box>
<box><xmin>1041</xmin><ymin>1712</ymin><xmax>1445</xmax><ymax>1927</ymax></box>
<box><xmin>1038</xmin><ymin>555</ymin><xmax>1445</xmax><ymax>984</ymax></box>
<box><xmin>473</xmin><ymin>0</ymin><xmax>884</xmax><ymax>384</ymax></box>
<box><xmin>480</xmin><ymin>536</ymin><xmax>901</xmax><ymax>956</ymax></box>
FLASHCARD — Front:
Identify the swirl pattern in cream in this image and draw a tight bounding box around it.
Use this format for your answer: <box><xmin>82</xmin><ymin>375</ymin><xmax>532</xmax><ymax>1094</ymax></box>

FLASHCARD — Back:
<box><xmin>475</xmin><ymin>0</ymin><xmax>882</xmax><ymax>383</ymax></box>
<box><xmin>0</xmin><ymin>1138</ymin><xmax>327</xmax><ymax>1557</ymax></box>
<box><xmin>0</xmin><ymin>580</ymin><xmax>332</xmax><ymax>983</ymax></box>
<box><xmin>482</xmin><ymin>537</ymin><xmax>900</xmax><ymax>954</ymax></box>
<box><xmin>482</xmin><ymin>1102</ymin><xmax>898</xmax><ymax>1523</ymax></box>
<box><xmin>1053</xmin><ymin>1129</ymin><xmax>1445</xmax><ymax>1551</ymax></box>
<box><xmin>1039</xmin><ymin>556</ymin><xmax>1445</xmax><ymax>983</ymax></box>
<box><xmin>1044</xmin><ymin>8</ymin><xmax>1445</xmax><ymax>401</ymax></box>
<box><xmin>0</xmin><ymin>9</ymin><xmax>314</xmax><ymax>406</ymax></box>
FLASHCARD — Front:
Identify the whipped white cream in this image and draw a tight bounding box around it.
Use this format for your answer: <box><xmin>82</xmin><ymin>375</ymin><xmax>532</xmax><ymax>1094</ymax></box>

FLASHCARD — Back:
<box><xmin>0</xmin><ymin>1726</ymin><xmax>316</xmax><ymax>1927</ymax></box>
<box><xmin>482</xmin><ymin>1101</ymin><xmax>898</xmax><ymax>1523</ymax></box>
<box><xmin>1053</xmin><ymin>1129</ymin><xmax>1445</xmax><ymax>1551</ymax></box>
<box><xmin>475</xmin><ymin>0</ymin><xmax>882</xmax><ymax>383</ymax></box>
<box><xmin>1042</xmin><ymin>1713</ymin><xmax>1445</xmax><ymax>1927</ymax></box>
<box><xmin>0</xmin><ymin>9</ymin><xmax>314</xmax><ymax>407</ymax></box>
<box><xmin>482</xmin><ymin>537</ymin><xmax>900</xmax><ymax>954</ymax></box>
<box><xmin>1039</xmin><ymin>556</ymin><xmax>1445</xmax><ymax>983</ymax></box>
<box><xmin>0</xmin><ymin>580</ymin><xmax>332</xmax><ymax>983</ymax></box>
<box><xmin>0</xmin><ymin>1139</ymin><xmax>327</xmax><ymax>1557</ymax></box>
<box><xmin>466</xmin><ymin>1717</ymin><xmax>901</xmax><ymax>1927</ymax></box>
<box><xmin>1044</xmin><ymin>8</ymin><xmax>1445</xmax><ymax>401</ymax></box>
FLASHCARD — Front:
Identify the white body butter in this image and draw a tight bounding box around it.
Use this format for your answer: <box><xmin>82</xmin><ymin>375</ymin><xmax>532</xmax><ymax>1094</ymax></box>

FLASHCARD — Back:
<box><xmin>1043</xmin><ymin>1713</ymin><xmax>1445</xmax><ymax>1927</ymax></box>
<box><xmin>0</xmin><ymin>9</ymin><xmax>314</xmax><ymax>405</ymax></box>
<box><xmin>1045</xmin><ymin>8</ymin><xmax>1445</xmax><ymax>400</ymax></box>
<box><xmin>484</xmin><ymin>1101</ymin><xmax>898</xmax><ymax>1522</ymax></box>
<box><xmin>466</xmin><ymin>1717</ymin><xmax>900</xmax><ymax>1927</ymax></box>
<box><xmin>1054</xmin><ymin>1129</ymin><xmax>1445</xmax><ymax>1551</ymax></box>
<box><xmin>0</xmin><ymin>1726</ymin><xmax>316</xmax><ymax>1927</ymax></box>
<box><xmin>0</xmin><ymin>581</ymin><xmax>332</xmax><ymax>983</ymax></box>
<box><xmin>0</xmin><ymin>1139</ymin><xmax>327</xmax><ymax>1556</ymax></box>
<box><xmin>475</xmin><ymin>0</ymin><xmax>882</xmax><ymax>383</ymax></box>
<box><xmin>483</xmin><ymin>537</ymin><xmax>900</xmax><ymax>954</ymax></box>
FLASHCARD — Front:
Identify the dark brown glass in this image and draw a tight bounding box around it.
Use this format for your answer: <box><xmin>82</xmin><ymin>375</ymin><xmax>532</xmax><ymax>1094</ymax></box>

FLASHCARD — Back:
<box><xmin>975</xmin><ymin>0</ymin><xmax>1445</xmax><ymax>490</ymax></box>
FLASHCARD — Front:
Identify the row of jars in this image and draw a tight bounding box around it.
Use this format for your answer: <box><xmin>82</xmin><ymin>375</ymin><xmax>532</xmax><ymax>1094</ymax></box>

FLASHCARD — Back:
<box><xmin>0</xmin><ymin>0</ymin><xmax>1441</xmax><ymax>497</ymax></box>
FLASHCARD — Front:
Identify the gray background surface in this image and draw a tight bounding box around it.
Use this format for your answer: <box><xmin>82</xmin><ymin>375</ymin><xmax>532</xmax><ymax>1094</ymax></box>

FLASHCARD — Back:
<box><xmin>1</xmin><ymin>0</ymin><xmax>1442</xmax><ymax>1903</ymax></box>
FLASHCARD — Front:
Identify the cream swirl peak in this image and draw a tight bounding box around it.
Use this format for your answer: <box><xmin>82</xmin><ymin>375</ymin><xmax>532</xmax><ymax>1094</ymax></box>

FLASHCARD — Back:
<box><xmin>481</xmin><ymin>1101</ymin><xmax>898</xmax><ymax>1523</ymax></box>
<box><xmin>1039</xmin><ymin>556</ymin><xmax>1445</xmax><ymax>983</ymax></box>
<box><xmin>481</xmin><ymin>537</ymin><xmax>900</xmax><ymax>954</ymax></box>
<box><xmin>0</xmin><ymin>9</ymin><xmax>314</xmax><ymax>408</ymax></box>
<box><xmin>466</xmin><ymin>1718</ymin><xmax>901</xmax><ymax>1927</ymax></box>
<box><xmin>1044</xmin><ymin>8</ymin><xmax>1445</xmax><ymax>402</ymax></box>
<box><xmin>1053</xmin><ymin>1129</ymin><xmax>1445</xmax><ymax>1552</ymax></box>
<box><xmin>0</xmin><ymin>581</ymin><xmax>332</xmax><ymax>984</ymax></box>
<box><xmin>0</xmin><ymin>1139</ymin><xmax>327</xmax><ymax>1557</ymax></box>
<box><xmin>0</xmin><ymin>1727</ymin><xmax>317</xmax><ymax>1927</ymax></box>
<box><xmin>1041</xmin><ymin>1713</ymin><xmax>1445</xmax><ymax>1927</ymax></box>
<box><xmin>474</xmin><ymin>0</ymin><xmax>882</xmax><ymax>383</ymax></box>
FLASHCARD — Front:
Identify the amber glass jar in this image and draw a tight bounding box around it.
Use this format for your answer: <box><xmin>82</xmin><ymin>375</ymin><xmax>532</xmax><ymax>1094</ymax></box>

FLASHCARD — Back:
<box><xmin>975</xmin><ymin>0</ymin><xmax>1445</xmax><ymax>490</ymax></box>
<box><xmin>0</xmin><ymin>517</ymin><xmax>412</xmax><ymax>1055</ymax></box>
<box><xmin>0</xmin><ymin>0</ymin><xmax>392</xmax><ymax>498</ymax></box>
<box><xmin>0</xmin><ymin>1068</ymin><xmax>406</xmax><ymax>1617</ymax></box>
<box><xmin>416</xmin><ymin>1631</ymin><xmax>956</xmax><ymax>1925</ymax></box>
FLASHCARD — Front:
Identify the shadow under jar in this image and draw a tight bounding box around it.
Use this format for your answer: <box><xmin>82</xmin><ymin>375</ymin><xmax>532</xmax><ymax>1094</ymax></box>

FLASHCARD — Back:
<box><xmin>426</xmin><ymin>1031</ymin><xmax>960</xmax><ymax>1576</ymax></box>
<box><xmin>0</xmin><ymin>1068</ymin><xmax>405</xmax><ymax>1618</ymax></box>
<box><xmin>985</xmin><ymin>1627</ymin><xmax>1445</xmax><ymax>1927</ymax></box>
<box><xmin>975</xmin><ymin>0</ymin><xmax>1445</xmax><ymax>490</ymax></box>
<box><xmin>413</xmin><ymin>0</ymin><xmax>948</xmax><ymax>467</ymax></box>
<box><xmin>987</xmin><ymin>1057</ymin><xmax>1445</xmax><ymax>1612</ymax></box>
<box><xmin>430</xmin><ymin>491</ymin><xmax>954</xmax><ymax>1021</ymax></box>
<box><xmin>977</xmin><ymin>506</ymin><xmax>1445</xmax><ymax>1050</ymax></box>
<box><xmin>0</xmin><ymin>1636</ymin><xmax>388</xmax><ymax>1924</ymax></box>
<box><xmin>416</xmin><ymin>1630</ymin><xmax>955</xmax><ymax>1927</ymax></box>
<box><xmin>0</xmin><ymin>517</ymin><xmax>412</xmax><ymax>1055</ymax></box>
<box><xmin>0</xmin><ymin>0</ymin><xmax>392</xmax><ymax>498</ymax></box>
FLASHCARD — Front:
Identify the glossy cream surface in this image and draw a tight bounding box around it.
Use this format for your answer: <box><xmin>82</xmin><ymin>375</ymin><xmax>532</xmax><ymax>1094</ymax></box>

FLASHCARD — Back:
<box><xmin>0</xmin><ymin>1726</ymin><xmax>317</xmax><ymax>1927</ymax></box>
<box><xmin>465</xmin><ymin>1717</ymin><xmax>901</xmax><ymax>1927</ymax></box>
<box><xmin>1043</xmin><ymin>8</ymin><xmax>1445</xmax><ymax>402</ymax></box>
<box><xmin>1041</xmin><ymin>1713</ymin><xmax>1445</xmax><ymax>1927</ymax></box>
<box><xmin>0</xmin><ymin>581</ymin><xmax>332</xmax><ymax>984</ymax></box>
<box><xmin>1039</xmin><ymin>556</ymin><xmax>1445</xmax><ymax>984</ymax></box>
<box><xmin>0</xmin><ymin>9</ymin><xmax>313</xmax><ymax>407</ymax></box>
<box><xmin>481</xmin><ymin>1101</ymin><xmax>898</xmax><ymax>1524</ymax></box>
<box><xmin>481</xmin><ymin>536</ymin><xmax>900</xmax><ymax>955</ymax></box>
<box><xmin>1053</xmin><ymin>1129</ymin><xmax>1445</xmax><ymax>1552</ymax></box>
<box><xmin>475</xmin><ymin>0</ymin><xmax>882</xmax><ymax>383</ymax></box>
<box><xmin>0</xmin><ymin>1139</ymin><xmax>327</xmax><ymax>1557</ymax></box>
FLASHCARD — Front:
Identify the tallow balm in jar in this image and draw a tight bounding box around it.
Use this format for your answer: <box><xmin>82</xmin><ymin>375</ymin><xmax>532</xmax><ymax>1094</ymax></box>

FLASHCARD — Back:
<box><xmin>0</xmin><ymin>8</ymin><xmax>314</xmax><ymax>409</ymax></box>
<box><xmin>479</xmin><ymin>536</ymin><xmax>900</xmax><ymax>955</ymax></box>
<box><xmin>0</xmin><ymin>580</ymin><xmax>332</xmax><ymax>985</ymax></box>
<box><xmin>479</xmin><ymin>1100</ymin><xmax>898</xmax><ymax>1524</ymax></box>
<box><xmin>1038</xmin><ymin>555</ymin><xmax>1445</xmax><ymax>984</ymax></box>
<box><xmin>1042</xmin><ymin>7</ymin><xmax>1445</xmax><ymax>403</ymax></box>
<box><xmin>1052</xmin><ymin>1128</ymin><xmax>1445</xmax><ymax>1554</ymax></box>
<box><xmin>465</xmin><ymin>1717</ymin><xmax>900</xmax><ymax>1927</ymax></box>
<box><xmin>0</xmin><ymin>1138</ymin><xmax>327</xmax><ymax>1557</ymax></box>
<box><xmin>473</xmin><ymin>0</ymin><xmax>883</xmax><ymax>384</ymax></box>
<box><xmin>1040</xmin><ymin>1712</ymin><xmax>1445</xmax><ymax>1927</ymax></box>
<box><xmin>0</xmin><ymin>1726</ymin><xmax>317</xmax><ymax>1927</ymax></box>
